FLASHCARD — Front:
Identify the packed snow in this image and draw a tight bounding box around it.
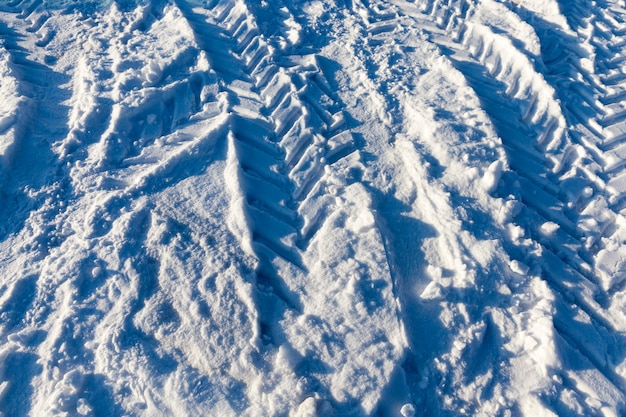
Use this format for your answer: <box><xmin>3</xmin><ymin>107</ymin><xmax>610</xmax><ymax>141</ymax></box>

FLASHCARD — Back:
<box><xmin>1</xmin><ymin>0</ymin><xmax>626</xmax><ymax>415</ymax></box>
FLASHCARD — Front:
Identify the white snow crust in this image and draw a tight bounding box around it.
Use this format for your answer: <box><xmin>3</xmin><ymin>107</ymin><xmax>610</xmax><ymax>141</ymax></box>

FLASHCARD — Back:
<box><xmin>1</xmin><ymin>0</ymin><xmax>626</xmax><ymax>416</ymax></box>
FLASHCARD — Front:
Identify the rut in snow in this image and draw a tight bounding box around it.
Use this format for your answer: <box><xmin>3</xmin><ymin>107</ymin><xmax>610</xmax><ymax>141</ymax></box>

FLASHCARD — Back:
<box><xmin>408</xmin><ymin>0</ymin><xmax>626</xmax><ymax>404</ymax></box>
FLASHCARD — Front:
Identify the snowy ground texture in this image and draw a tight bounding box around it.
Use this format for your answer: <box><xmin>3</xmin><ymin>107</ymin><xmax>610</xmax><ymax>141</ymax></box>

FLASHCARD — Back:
<box><xmin>2</xmin><ymin>0</ymin><xmax>626</xmax><ymax>416</ymax></box>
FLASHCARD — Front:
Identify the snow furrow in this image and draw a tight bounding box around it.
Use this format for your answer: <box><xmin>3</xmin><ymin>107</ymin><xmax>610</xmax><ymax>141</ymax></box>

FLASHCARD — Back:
<box><xmin>0</xmin><ymin>43</ymin><xmax>28</xmax><ymax>187</ymax></box>
<box><xmin>379</xmin><ymin>0</ymin><xmax>626</xmax><ymax>413</ymax></box>
<box><xmin>167</xmin><ymin>2</ymin><xmax>404</xmax><ymax>413</ymax></box>
<box><xmin>499</xmin><ymin>1</ymin><xmax>626</xmax><ymax>299</ymax></box>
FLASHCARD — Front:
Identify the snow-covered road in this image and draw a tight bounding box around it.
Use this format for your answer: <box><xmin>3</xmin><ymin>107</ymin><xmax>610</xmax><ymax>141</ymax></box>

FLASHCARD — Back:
<box><xmin>1</xmin><ymin>0</ymin><xmax>626</xmax><ymax>415</ymax></box>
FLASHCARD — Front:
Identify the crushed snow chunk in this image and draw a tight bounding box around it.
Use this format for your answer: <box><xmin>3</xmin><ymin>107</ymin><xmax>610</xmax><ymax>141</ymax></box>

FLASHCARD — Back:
<box><xmin>509</xmin><ymin>260</ymin><xmax>529</xmax><ymax>276</ymax></box>
<box><xmin>540</xmin><ymin>221</ymin><xmax>560</xmax><ymax>235</ymax></box>
<box><xmin>420</xmin><ymin>281</ymin><xmax>446</xmax><ymax>301</ymax></box>
<box><xmin>481</xmin><ymin>160</ymin><xmax>503</xmax><ymax>194</ymax></box>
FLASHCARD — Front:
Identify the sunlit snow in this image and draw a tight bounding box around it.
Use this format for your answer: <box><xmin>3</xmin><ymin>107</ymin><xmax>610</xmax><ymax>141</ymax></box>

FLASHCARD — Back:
<box><xmin>1</xmin><ymin>0</ymin><xmax>626</xmax><ymax>416</ymax></box>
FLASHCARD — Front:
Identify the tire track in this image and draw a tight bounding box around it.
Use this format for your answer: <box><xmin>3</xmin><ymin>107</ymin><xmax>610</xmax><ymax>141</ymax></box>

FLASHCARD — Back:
<box><xmin>215</xmin><ymin>2</ymin><xmax>408</xmax><ymax>413</ymax></box>
<box><xmin>0</xmin><ymin>32</ymin><xmax>28</xmax><ymax>190</ymax></box>
<box><xmin>338</xmin><ymin>1</ymin><xmax>526</xmax><ymax>414</ymax></box>
<box><xmin>510</xmin><ymin>1</ymin><xmax>626</xmax><ymax>296</ymax></box>
<box><xmin>0</xmin><ymin>16</ymin><xmax>69</xmax><ymax>242</ymax></box>
<box><xmin>174</xmin><ymin>1</ymin><xmax>373</xmax><ymax>410</ymax></box>
<box><xmin>388</xmin><ymin>0</ymin><xmax>626</xmax><ymax>410</ymax></box>
<box><xmin>0</xmin><ymin>5</ymin><xmax>231</xmax><ymax>416</ymax></box>
<box><xmin>484</xmin><ymin>7</ymin><xmax>626</xmax><ymax>389</ymax></box>
<box><xmin>177</xmin><ymin>2</ymin><xmax>359</xmax><ymax>279</ymax></box>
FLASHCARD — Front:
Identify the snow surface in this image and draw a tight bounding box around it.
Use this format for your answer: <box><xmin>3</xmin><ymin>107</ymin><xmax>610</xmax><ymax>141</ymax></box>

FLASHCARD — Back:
<box><xmin>1</xmin><ymin>0</ymin><xmax>626</xmax><ymax>415</ymax></box>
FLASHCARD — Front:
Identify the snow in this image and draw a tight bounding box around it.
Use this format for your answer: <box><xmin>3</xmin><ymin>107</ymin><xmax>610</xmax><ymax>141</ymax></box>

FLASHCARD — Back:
<box><xmin>1</xmin><ymin>0</ymin><xmax>626</xmax><ymax>416</ymax></box>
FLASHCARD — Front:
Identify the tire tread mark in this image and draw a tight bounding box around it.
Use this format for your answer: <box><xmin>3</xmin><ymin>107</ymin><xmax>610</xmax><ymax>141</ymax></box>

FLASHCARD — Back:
<box><xmin>174</xmin><ymin>2</ymin><xmax>359</xmax><ymax>353</ymax></box>
<box><xmin>388</xmin><ymin>0</ymin><xmax>626</xmax><ymax>399</ymax></box>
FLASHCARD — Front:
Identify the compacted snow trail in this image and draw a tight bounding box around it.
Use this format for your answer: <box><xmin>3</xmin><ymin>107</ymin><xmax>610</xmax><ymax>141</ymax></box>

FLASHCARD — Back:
<box><xmin>2</xmin><ymin>0</ymin><xmax>626</xmax><ymax>416</ymax></box>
